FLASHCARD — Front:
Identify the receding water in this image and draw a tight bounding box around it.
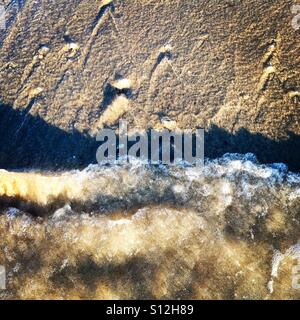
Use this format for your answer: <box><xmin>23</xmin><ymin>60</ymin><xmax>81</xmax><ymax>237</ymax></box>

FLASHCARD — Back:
<box><xmin>0</xmin><ymin>154</ymin><xmax>300</xmax><ymax>299</ymax></box>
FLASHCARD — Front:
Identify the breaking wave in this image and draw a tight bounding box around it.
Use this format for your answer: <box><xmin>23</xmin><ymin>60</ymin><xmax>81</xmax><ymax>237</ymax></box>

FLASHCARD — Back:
<box><xmin>0</xmin><ymin>154</ymin><xmax>300</xmax><ymax>299</ymax></box>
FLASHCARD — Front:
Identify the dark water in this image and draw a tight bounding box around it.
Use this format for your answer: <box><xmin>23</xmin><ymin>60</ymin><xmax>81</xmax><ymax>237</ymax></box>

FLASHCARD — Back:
<box><xmin>0</xmin><ymin>154</ymin><xmax>300</xmax><ymax>299</ymax></box>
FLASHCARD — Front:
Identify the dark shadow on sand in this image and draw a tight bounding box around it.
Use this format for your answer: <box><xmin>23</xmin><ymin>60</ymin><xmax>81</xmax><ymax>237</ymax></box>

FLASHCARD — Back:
<box><xmin>0</xmin><ymin>103</ymin><xmax>299</xmax><ymax>172</ymax></box>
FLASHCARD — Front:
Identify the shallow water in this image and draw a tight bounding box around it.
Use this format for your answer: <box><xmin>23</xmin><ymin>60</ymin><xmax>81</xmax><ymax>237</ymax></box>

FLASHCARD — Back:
<box><xmin>0</xmin><ymin>154</ymin><xmax>300</xmax><ymax>299</ymax></box>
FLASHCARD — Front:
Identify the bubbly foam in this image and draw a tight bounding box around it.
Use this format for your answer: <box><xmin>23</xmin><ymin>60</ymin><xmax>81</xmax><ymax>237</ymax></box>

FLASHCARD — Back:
<box><xmin>0</xmin><ymin>154</ymin><xmax>299</xmax><ymax>299</ymax></box>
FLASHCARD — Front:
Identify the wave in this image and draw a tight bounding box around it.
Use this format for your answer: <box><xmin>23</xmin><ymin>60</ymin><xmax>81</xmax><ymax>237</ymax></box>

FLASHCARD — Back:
<box><xmin>0</xmin><ymin>154</ymin><xmax>300</xmax><ymax>299</ymax></box>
